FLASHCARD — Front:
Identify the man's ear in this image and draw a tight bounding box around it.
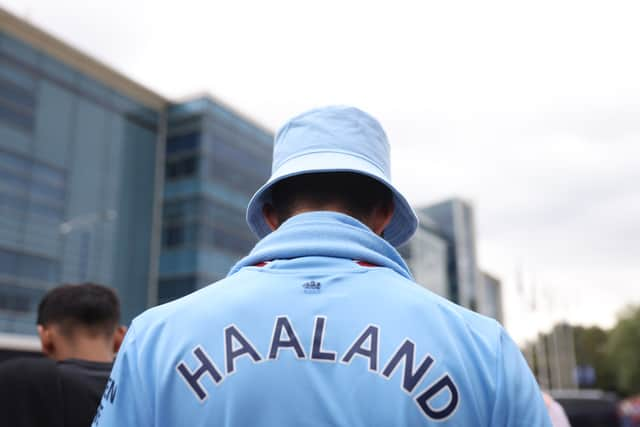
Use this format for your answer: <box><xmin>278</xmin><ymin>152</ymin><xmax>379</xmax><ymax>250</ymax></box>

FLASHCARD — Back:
<box><xmin>262</xmin><ymin>203</ymin><xmax>280</xmax><ymax>231</ymax></box>
<box><xmin>370</xmin><ymin>200</ymin><xmax>395</xmax><ymax>236</ymax></box>
<box><xmin>37</xmin><ymin>325</ymin><xmax>55</xmax><ymax>357</ymax></box>
<box><xmin>113</xmin><ymin>325</ymin><xmax>127</xmax><ymax>354</ymax></box>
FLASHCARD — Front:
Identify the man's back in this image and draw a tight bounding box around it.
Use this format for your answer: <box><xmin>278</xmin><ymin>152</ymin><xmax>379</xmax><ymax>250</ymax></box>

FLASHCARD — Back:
<box><xmin>94</xmin><ymin>212</ymin><xmax>550</xmax><ymax>426</ymax></box>
<box><xmin>0</xmin><ymin>356</ymin><xmax>112</xmax><ymax>427</ymax></box>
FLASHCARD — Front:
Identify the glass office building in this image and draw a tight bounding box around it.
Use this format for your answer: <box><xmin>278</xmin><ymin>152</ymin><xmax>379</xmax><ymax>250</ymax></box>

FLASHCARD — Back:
<box><xmin>399</xmin><ymin>212</ymin><xmax>449</xmax><ymax>298</ymax></box>
<box><xmin>0</xmin><ymin>9</ymin><xmax>165</xmax><ymax>333</ymax></box>
<box><xmin>0</xmin><ymin>9</ymin><xmax>274</xmax><ymax>339</ymax></box>
<box><xmin>159</xmin><ymin>98</ymin><xmax>272</xmax><ymax>303</ymax></box>
<box><xmin>419</xmin><ymin>198</ymin><xmax>480</xmax><ymax>310</ymax></box>
<box><xmin>478</xmin><ymin>271</ymin><xmax>503</xmax><ymax>323</ymax></box>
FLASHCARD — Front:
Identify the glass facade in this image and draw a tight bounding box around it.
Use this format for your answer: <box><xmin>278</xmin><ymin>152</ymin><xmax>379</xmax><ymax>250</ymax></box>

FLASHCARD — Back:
<box><xmin>399</xmin><ymin>213</ymin><xmax>449</xmax><ymax>298</ymax></box>
<box><xmin>420</xmin><ymin>199</ymin><xmax>480</xmax><ymax>310</ymax></box>
<box><xmin>158</xmin><ymin>98</ymin><xmax>272</xmax><ymax>303</ymax></box>
<box><xmin>0</xmin><ymin>29</ymin><xmax>162</xmax><ymax>333</ymax></box>
<box><xmin>479</xmin><ymin>271</ymin><xmax>503</xmax><ymax>323</ymax></box>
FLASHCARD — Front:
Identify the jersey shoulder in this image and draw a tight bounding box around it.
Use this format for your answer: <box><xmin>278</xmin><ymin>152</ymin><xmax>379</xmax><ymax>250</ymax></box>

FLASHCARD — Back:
<box><xmin>374</xmin><ymin>267</ymin><xmax>504</xmax><ymax>348</ymax></box>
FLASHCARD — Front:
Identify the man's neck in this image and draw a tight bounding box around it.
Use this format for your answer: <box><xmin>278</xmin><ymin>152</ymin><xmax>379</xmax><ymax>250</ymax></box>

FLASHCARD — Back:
<box><xmin>61</xmin><ymin>336</ymin><xmax>114</xmax><ymax>363</ymax></box>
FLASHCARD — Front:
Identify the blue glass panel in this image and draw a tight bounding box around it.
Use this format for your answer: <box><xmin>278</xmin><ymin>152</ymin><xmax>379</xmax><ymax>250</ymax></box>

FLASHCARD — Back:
<box><xmin>17</xmin><ymin>254</ymin><xmax>59</xmax><ymax>282</ymax></box>
<box><xmin>0</xmin><ymin>148</ymin><xmax>30</xmax><ymax>171</ymax></box>
<box><xmin>162</xmin><ymin>223</ymin><xmax>199</xmax><ymax>248</ymax></box>
<box><xmin>163</xmin><ymin>198</ymin><xmax>199</xmax><ymax>221</ymax></box>
<box><xmin>30</xmin><ymin>182</ymin><xmax>66</xmax><ymax>201</ymax></box>
<box><xmin>29</xmin><ymin>200</ymin><xmax>64</xmax><ymax>221</ymax></box>
<box><xmin>0</xmin><ymin>35</ymin><xmax>39</xmax><ymax>65</ymax></box>
<box><xmin>163</xmin><ymin>179</ymin><xmax>200</xmax><ymax>200</ymax></box>
<box><xmin>203</xmin><ymin>225</ymin><xmax>255</xmax><ymax>254</ymax></box>
<box><xmin>162</xmin><ymin>225</ymin><xmax>184</xmax><ymax>247</ymax></box>
<box><xmin>40</xmin><ymin>56</ymin><xmax>75</xmax><ymax>85</ymax></box>
<box><xmin>202</xmin><ymin>197</ymin><xmax>247</xmax><ymax>230</ymax></box>
<box><xmin>0</xmin><ymin>192</ymin><xmax>28</xmax><ymax>215</ymax></box>
<box><xmin>166</xmin><ymin>132</ymin><xmax>199</xmax><ymax>154</ymax></box>
<box><xmin>167</xmin><ymin>114</ymin><xmax>201</xmax><ymax>130</ymax></box>
<box><xmin>0</xmin><ymin>60</ymin><xmax>36</xmax><ymax>90</ymax></box>
<box><xmin>0</xmin><ymin>77</ymin><xmax>36</xmax><ymax>110</ymax></box>
<box><xmin>111</xmin><ymin>92</ymin><xmax>138</xmax><ymax>114</ymax></box>
<box><xmin>77</xmin><ymin>74</ymin><xmax>112</xmax><ymax>104</ymax></box>
<box><xmin>32</xmin><ymin>163</ymin><xmax>65</xmax><ymax>188</ymax></box>
<box><xmin>0</xmin><ymin>283</ymin><xmax>45</xmax><ymax>313</ymax></box>
<box><xmin>165</xmin><ymin>155</ymin><xmax>198</xmax><ymax>180</ymax></box>
<box><xmin>0</xmin><ymin>168</ymin><xmax>29</xmax><ymax>191</ymax></box>
<box><xmin>0</xmin><ymin>248</ymin><xmax>18</xmax><ymax>276</ymax></box>
<box><xmin>201</xmin><ymin>181</ymin><xmax>247</xmax><ymax>212</ymax></box>
<box><xmin>208</xmin><ymin>156</ymin><xmax>262</xmax><ymax>195</ymax></box>
<box><xmin>0</xmin><ymin>248</ymin><xmax>58</xmax><ymax>283</ymax></box>
<box><xmin>0</xmin><ymin>102</ymin><xmax>34</xmax><ymax>130</ymax></box>
<box><xmin>158</xmin><ymin>275</ymin><xmax>197</xmax><ymax>303</ymax></box>
<box><xmin>159</xmin><ymin>249</ymin><xmax>198</xmax><ymax>276</ymax></box>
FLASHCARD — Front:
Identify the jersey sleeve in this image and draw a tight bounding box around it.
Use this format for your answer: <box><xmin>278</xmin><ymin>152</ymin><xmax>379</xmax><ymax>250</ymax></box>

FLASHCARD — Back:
<box><xmin>490</xmin><ymin>328</ymin><xmax>553</xmax><ymax>427</ymax></box>
<box><xmin>92</xmin><ymin>324</ymin><xmax>152</xmax><ymax>426</ymax></box>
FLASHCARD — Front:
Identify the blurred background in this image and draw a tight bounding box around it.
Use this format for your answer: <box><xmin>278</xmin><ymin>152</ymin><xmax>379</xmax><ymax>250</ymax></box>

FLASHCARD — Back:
<box><xmin>0</xmin><ymin>1</ymin><xmax>638</xmax><ymax>424</ymax></box>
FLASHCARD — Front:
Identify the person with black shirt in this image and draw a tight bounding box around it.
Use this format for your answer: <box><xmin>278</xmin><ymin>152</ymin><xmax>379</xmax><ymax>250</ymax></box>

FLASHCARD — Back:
<box><xmin>0</xmin><ymin>283</ymin><xmax>125</xmax><ymax>427</ymax></box>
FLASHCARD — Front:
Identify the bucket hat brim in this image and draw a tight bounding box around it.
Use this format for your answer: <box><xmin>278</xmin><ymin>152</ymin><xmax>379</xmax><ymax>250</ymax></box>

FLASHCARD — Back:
<box><xmin>246</xmin><ymin>150</ymin><xmax>418</xmax><ymax>247</ymax></box>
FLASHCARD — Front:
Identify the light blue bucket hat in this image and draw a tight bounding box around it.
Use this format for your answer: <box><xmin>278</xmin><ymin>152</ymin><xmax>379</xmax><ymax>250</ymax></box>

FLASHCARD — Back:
<box><xmin>246</xmin><ymin>106</ymin><xmax>418</xmax><ymax>247</ymax></box>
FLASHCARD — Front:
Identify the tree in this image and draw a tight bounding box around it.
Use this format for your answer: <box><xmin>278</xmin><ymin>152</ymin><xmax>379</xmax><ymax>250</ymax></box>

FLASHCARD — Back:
<box><xmin>605</xmin><ymin>305</ymin><xmax>640</xmax><ymax>397</ymax></box>
<box><xmin>573</xmin><ymin>326</ymin><xmax>616</xmax><ymax>391</ymax></box>
<box><xmin>521</xmin><ymin>305</ymin><xmax>640</xmax><ymax>397</ymax></box>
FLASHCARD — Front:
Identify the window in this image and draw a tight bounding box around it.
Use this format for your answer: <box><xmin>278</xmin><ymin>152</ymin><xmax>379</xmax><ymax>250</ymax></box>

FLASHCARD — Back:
<box><xmin>0</xmin><ymin>78</ymin><xmax>36</xmax><ymax>110</ymax></box>
<box><xmin>162</xmin><ymin>223</ymin><xmax>198</xmax><ymax>249</ymax></box>
<box><xmin>32</xmin><ymin>163</ymin><xmax>65</xmax><ymax>188</ymax></box>
<box><xmin>0</xmin><ymin>284</ymin><xmax>45</xmax><ymax>313</ymax></box>
<box><xmin>18</xmin><ymin>254</ymin><xmax>59</xmax><ymax>282</ymax></box>
<box><xmin>0</xmin><ymin>148</ymin><xmax>66</xmax><ymax>221</ymax></box>
<box><xmin>0</xmin><ymin>248</ymin><xmax>59</xmax><ymax>283</ymax></box>
<box><xmin>166</xmin><ymin>132</ymin><xmax>199</xmax><ymax>155</ymax></box>
<box><xmin>158</xmin><ymin>276</ymin><xmax>198</xmax><ymax>303</ymax></box>
<box><xmin>202</xmin><ymin>197</ymin><xmax>246</xmax><ymax>230</ymax></box>
<box><xmin>163</xmin><ymin>226</ymin><xmax>184</xmax><ymax>247</ymax></box>
<box><xmin>0</xmin><ymin>249</ymin><xmax>19</xmax><ymax>276</ymax></box>
<box><xmin>30</xmin><ymin>181</ymin><xmax>66</xmax><ymax>203</ymax></box>
<box><xmin>29</xmin><ymin>200</ymin><xmax>64</xmax><ymax>221</ymax></box>
<box><xmin>182</xmin><ymin>157</ymin><xmax>197</xmax><ymax>176</ymax></box>
<box><xmin>163</xmin><ymin>198</ymin><xmax>199</xmax><ymax>222</ymax></box>
<box><xmin>0</xmin><ymin>168</ymin><xmax>30</xmax><ymax>191</ymax></box>
<box><xmin>0</xmin><ymin>77</ymin><xmax>35</xmax><ymax>131</ymax></box>
<box><xmin>165</xmin><ymin>162</ymin><xmax>178</xmax><ymax>179</ymax></box>
<box><xmin>165</xmin><ymin>155</ymin><xmax>198</xmax><ymax>180</ymax></box>
<box><xmin>203</xmin><ymin>226</ymin><xmax>255</xmax><ymax>254</ymax></box>
<box><xmin>0</xmin><ymin>192</ymin><xmax>28</xmax><ymax>216</ymax></box>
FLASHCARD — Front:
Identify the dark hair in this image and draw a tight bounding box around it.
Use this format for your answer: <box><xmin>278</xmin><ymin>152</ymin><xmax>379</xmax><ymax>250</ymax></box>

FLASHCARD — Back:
<box><xmin>270</xmin><ymin>172</ymin><xmax>393</xmax><ymax>224</ymax></box>
<box><xmin>37</xmin><ymin>283</ymin><xmax>120</xmax><ymax>337</ymax></box>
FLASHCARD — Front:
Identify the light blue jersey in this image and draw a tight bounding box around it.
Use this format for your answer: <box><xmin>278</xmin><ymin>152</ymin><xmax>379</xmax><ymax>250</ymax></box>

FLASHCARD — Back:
<box><xmin>94</xmin><ymin>212</ymin><xmax>551</xmax><ymax>426</ymax></box>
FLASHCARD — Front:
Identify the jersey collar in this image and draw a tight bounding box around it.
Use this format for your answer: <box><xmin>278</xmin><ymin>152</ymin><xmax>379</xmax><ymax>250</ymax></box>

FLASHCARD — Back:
<box><xmin>229</xmin><ymin>211</ymin><xmax>412</xmax><ymax>280</ymax></box>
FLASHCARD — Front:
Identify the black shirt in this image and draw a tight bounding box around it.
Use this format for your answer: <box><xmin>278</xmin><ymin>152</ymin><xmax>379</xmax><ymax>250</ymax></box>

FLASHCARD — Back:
<box><xmin>0</xmin><ymin>356</ymin><xmax>112</xmax><ymax>427</ymax></box>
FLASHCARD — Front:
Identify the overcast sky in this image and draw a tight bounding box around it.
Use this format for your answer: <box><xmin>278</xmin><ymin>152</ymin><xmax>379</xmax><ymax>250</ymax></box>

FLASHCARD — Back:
<box><xmin>5</xmin><ymin>0</ymin><xmax>639</xmax><ymax>342</ymax></box>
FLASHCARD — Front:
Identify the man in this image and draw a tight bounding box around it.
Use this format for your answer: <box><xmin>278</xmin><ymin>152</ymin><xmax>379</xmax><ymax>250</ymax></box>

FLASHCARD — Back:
<box><xmin>95</xmin><ymin>106</ymin><xmax>551</xmax><ymax>426</ymax></box>
<box><xmin>0</xmin><ymin>283</ymin><xmax>125</xmax><ymax>427</ymax></box>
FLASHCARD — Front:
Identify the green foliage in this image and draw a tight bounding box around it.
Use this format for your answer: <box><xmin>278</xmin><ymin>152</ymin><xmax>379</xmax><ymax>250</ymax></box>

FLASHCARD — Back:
<box><xmin>573</xmin><ymin>325</ymin><xmax>616</xmax><ymax>391</ymax></box>
<box><xmin>524</xmin><ymin>305</ymin><xmax>640</xmax><ymax>397</ymax></box>
<box><xmin>605</xmin><ymin>305</ymin><xmax>640</xmax><ymax>397</ymax></box>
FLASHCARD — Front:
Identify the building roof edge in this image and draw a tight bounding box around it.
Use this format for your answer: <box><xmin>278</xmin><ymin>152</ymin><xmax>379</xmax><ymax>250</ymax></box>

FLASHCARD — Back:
<box><xmin>173</xmin><ymin>92</ymin><xmax>274</xmax><ymax>137</ymax></box>
<box><xmin>0</xmin><ymin>7</ymin><xmax>167</xmax><ymax>110</ymax></box>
